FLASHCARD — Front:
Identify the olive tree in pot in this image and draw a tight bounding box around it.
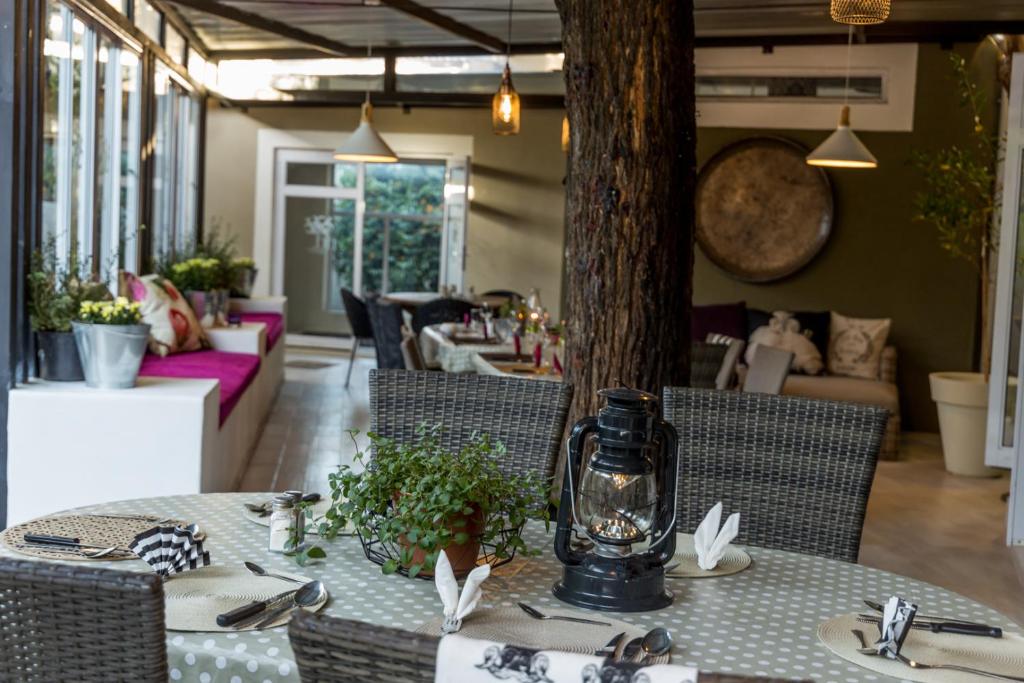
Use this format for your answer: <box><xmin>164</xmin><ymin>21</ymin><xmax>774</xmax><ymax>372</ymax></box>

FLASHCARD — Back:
<box><xmin>913</xmin><ymin>54</ymin><xmax>1000</xmax><ymax>477</ymax></box>
<box><xmin>27</xmin><ymin>243</ymin><xmax>110</xmax><ymax>381</ymax></box>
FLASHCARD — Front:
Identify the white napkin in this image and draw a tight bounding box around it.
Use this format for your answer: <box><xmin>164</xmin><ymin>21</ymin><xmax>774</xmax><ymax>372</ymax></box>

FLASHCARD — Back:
<box><xmin>693</xmin><ymin>502</ymin><xmax>740</xmax><ymax>571</ymax></box>
<box><xmin>435</xmin><ymin>550</ymin><xmax>490</xmax><ymax>634</ymax></box>
<box><xmin>435</xmin><ymin>634</ymin><xmax>697</xmax><ymax>683</ymax></box>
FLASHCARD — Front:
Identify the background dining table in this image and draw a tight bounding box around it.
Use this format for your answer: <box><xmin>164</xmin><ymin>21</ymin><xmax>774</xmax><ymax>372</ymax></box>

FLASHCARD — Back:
<box><xmin>419</xmin><ymin>324</ymin><xmax>516</xmax><ymax>373</ymax></box>
<box><xmin>0</xmin><ymin>492</ymin><xmax>1019</xmax><ymax>683</ymax></box>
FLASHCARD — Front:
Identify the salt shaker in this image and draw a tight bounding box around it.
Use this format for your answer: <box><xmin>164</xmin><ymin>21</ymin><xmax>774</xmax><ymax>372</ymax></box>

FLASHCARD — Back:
<box><xmin>268</xmin><ymin>495</ymin><xmax>295</xmax><ymax>553</ymax></box>
<box><xmin>283</xmin><ymin>490</ymin><xmax>306</xmax><ymax>548</ymax></box>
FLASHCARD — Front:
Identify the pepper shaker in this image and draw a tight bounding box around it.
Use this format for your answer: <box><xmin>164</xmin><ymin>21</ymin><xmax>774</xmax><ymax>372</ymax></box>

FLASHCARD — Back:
<box><xmin>268</xmin><ymin>495</ymin><xmax>296</xmax><ymax>553</ymax></box>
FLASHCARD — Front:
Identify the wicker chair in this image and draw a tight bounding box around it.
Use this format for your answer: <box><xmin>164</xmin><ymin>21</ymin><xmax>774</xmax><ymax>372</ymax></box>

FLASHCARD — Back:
<box><xmin>0</xmin><ymin>558</ymin><xmax>167</xmax><ymax>682</ymax></box>
<box><xmin>662</xmin><ymin>387</ymin><xmax>889</xmax><ymax>563</ymax></box>
<box><xmin>366</xmin><ymin>300</ymin><xmax>407</xmax><ymax>370</ymax></box>
<box><xmin>410</xmin><ymin>297</ymin><xmax>475</xmax><ymax>335</ymax></box>
<box><xmin>690</xmin><ymin>342</ymin><xmax>729</xmax><ymax>390</ymax></box>
<box><xmin>289</xmin><ymin>611</ymin><xmax>810</xmax><ymax>683</ymax></box>
<box><xmin>369</xmin><ymin>369</ymin><xmax>573</xmax><ymax>491</ymax></box>
<box><xmin>341</xmin><ymin>288</ymin><xmax>375</xmax><ymax>388</ymax></box>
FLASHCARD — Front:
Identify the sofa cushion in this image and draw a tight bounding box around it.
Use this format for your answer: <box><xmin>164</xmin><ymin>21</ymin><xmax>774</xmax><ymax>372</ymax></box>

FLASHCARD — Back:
<box><xmin>121</xmin><ymin>272</ymin><xmax>208</xmax><ymax>357</ymax></box>
<box><xmin>828</xmin><ymin>311</ymin><xmax>892</xmax><ymax>380</ymax></box>
<box><xmin>746</xmin><ymin>308</ymin><xmax>830</xmax><ymax>359</ymax></box>
<box><xmin>238</xmin><ymin>312</ymin><xmax>284</xmax><ymax>352</ymax></box>
<box><xmin>138</xmin><ymin>350</ymin><xmax>261</xmax><ymax>426</ymax></box>
<box><xmin>693</xmin><ymin>302</ymin><xmax>747</xmax><ymax>341</ymax></box>
<box><xmin>782</xmin><ymin>374</ymin><xmax>899</xmax><ymax>416</ymax></box>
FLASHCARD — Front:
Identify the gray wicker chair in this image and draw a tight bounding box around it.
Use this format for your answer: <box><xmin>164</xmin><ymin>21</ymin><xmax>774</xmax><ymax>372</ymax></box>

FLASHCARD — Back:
<box><xmin>690</xmin><ymin>341</ymin><xmax>729</xmax><ymax>390</ymax></box>
<box><xmin>289</xmin><ymin>611</ymin><xmax>810</xmax><ymax>683</ymax></box>
<box><xmin>369</xmin><ymin>369</ymin><xmax>573</xmax><ymax>490</ymax></box>
<box><xmin>0</xmin><ymin>558</ymin><xmax>167</xmax><ymax>682</ymax></box>
<box><xmin>662</xmin><ymin>387</ymin><xmax>889</xmax><ymax>563</ymax></box>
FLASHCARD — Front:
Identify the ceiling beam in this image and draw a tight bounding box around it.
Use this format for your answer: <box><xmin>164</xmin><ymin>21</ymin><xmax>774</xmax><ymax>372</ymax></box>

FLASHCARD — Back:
<box><xmin>227</xmin><ymin>90</ymin><xmax>565</xmax><ymax>108</ymax></box>
<box><xmin>208</xmin><ymin>41</ymin><xmax>562</xmax><ymax>61</ymax></box>
<box><xmin>162</xmin><ymin>0</ymin><xmax>356</xmax><ymax>56</ymax></box>
<box><xmin>152</xmin><ymin>0</ymin><xmax>211</xmax><ymax>57</ymax></box>
<box><xmin>377</xmin><ymin>0</ymin><xmax>507</xmax><ymax>54</ymax></box>
<box><xmin>695</xmin><ymin>21</ymin><xmax>1024</xmax><ymax>48</ymax></box>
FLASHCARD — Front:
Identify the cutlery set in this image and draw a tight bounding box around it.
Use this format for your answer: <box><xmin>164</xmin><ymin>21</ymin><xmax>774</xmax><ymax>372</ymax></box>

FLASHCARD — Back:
<box><xmin>851</xmin><ymin>627</ymin><xmax>1024</xmax><ymax>682</ymax></box>
<box><xmin>216</xmin><ymin>562</ymin><xmax>327</xmax><ymax>630</ymax></box>
<box><xmin>594</xmin><ymin>628</ymin><xmax>674</xmax><ymax>665</ymax></box>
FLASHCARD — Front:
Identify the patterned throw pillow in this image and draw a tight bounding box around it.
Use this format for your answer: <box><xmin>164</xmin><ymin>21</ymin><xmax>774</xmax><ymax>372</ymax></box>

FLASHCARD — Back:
<box><xmin>828</xmin><ymin>311</ymin><xmax>891</xmax><ymax>380</ymax></box>
<box><xmin>745</xmin><ymin>311</ymin><xmax>824</xmax><ymax>375</ymax></box>
<box><xmin>120</xmin><ymin>272</ymin><xmax>209</xmax><ymax>357</ymax></box>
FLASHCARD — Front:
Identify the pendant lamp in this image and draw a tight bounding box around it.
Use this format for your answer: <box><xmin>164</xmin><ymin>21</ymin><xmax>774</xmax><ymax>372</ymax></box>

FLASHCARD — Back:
<box><xmin>806</xmin><ymin>26</ymin><xmax>877</xmax><ymax>169</ymax></box>
<box><xmin>492</xmin><ymin>0</ymin><xmax>520</xmax><ymax>135</ymax></box>
<box><xmin>335</xmin><ymin>43</ymin><xmax>397</xmax><ymax>163</ymax></box>
<box><xmin>830</xmin><ymin>0</ymin><xmax>890</xmax><ymax>25</ymax></box>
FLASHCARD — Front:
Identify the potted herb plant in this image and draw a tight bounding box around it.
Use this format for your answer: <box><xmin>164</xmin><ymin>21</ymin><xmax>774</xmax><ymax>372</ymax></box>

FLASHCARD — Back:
<box><xmin>230</xmin><ymin>257</ymin><xmax>258</xmax><ymax>298</ymax></box>
<box><xmin>73</xmin><ymin>298</ymin><xmax>150</xmax><ymax>389</ymax></box>
<box><xmin>323</xmin><ymin>426</ymin><xmax>548</xmax><ymax>578</ymax></box>
<box><xmin>27</xmin><ymin>242</ymin><xmax>110</xmax><ymax>381</ymax></box>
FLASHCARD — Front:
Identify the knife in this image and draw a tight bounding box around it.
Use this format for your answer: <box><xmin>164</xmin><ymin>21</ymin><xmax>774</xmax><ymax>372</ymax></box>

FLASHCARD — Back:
<box><xmin>216</xmin><ymin>588</ymin><xmax>297</xmax><ymax>627</ymax></box>
<box><xmin>862</xmin><ymin>599</ymin><xmax>992</xmax><ymax>627</ymax></box>
<box><xmin>23</xmin><ymin>534</ymin><xmax>131</xmax><ymax>553</ymax></box>
<box><xmin>856</xmin><ymin>615</ymin><xmax>1002</xmax><ymax>638</ymax></box>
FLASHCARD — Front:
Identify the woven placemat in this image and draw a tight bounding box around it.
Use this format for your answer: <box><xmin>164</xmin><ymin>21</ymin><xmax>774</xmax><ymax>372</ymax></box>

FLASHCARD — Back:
<box><xmin>241</xmin><ymin>498</ymin><xmax>341</xmax><ymax>536</ymax></box>
<box><xmin>666</xmin><ymin>533</ymin><xmax>751</xmax><ymax>578</ymax></box>
<box><xmin>416</xmin><ymin>606</ymin><xmax>670</xmax><ymax>663</ymax></box>
<box><xmin>0</xmin><ymin>513</ymin><xmax>185</xmax><ymax>561</ymax></box>
<box><xmin>164</xmin><ymin>564</ymin><xmax>328</xmax><ymax>632</ymax></box>
<box><xmin>817</xmin><ymin>613</ymin><xmax>1024</xmax><ymax>682</ymax></box>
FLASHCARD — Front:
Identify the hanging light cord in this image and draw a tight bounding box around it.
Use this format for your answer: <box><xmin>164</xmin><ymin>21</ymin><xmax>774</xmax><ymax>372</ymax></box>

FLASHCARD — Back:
<box><xmin>365</xmin><ymin>41</ymin><xmax>372</xmax><ymax>106</ymax></box>
<box><xmin>505</xmin><ymin>0</ymin><xmax>513</xmax><ymax>65</ymax></box>
<box><xmin>843</xmin><ymin>25</ymin><xmax>853</xmax><ymax>107</ymax></box>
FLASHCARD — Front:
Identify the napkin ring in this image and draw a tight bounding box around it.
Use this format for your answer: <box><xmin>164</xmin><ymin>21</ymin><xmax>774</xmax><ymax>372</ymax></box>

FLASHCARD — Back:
<box><xmin>441</xmin><ymin>614</ymin><xmax>463</xmax><ymax>634</ymax></box>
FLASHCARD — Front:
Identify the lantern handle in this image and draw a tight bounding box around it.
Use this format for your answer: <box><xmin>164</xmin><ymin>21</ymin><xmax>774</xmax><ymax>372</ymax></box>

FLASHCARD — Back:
<box><xmin>554</xmin><ymin>416</ymin><xmax>598</xmax><ymax>566</ymax></box>
<box><xmin>643</xmin><ymin>418</ymin><xmax>679</xmax><ymax>564</ymax></box>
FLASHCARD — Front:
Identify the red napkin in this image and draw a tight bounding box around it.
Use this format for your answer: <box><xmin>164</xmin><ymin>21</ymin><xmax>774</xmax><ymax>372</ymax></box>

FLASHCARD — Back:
<box><xmin>463</xmin><ymin>312</ymin><xmax>471</xmax><ymax>328</ymax></box>
<box><xmin>513</xmin><ymin>333</ymin><xmax>521</xmax><ymax>356</ymax></box>
<box><xmin>552</xmin><ymin>353</ymin><xmax>563</xmax><ymax>375</ymax></box>
<box><xmin>533</xmin><ymin>343</ymin><xmax>542</xmax><ymax>368</ymax></box>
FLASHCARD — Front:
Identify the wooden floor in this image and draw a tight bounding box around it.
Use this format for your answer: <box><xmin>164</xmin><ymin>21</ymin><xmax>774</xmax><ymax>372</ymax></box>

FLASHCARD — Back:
<box><xmin>242</xmin><ymin>348</ymin><xmax>1024</xmax><ymax>625</ymax></box>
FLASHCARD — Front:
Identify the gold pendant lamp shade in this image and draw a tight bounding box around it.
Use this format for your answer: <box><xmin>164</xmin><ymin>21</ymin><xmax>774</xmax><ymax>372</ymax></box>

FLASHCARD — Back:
<box><xmin>492</xmin><ymin>64</ymin><xmax>521</xmax><ymax>135</ymax></box>
<box><xmin>830</xmin><ymin>0</ymin><xmax>891</xmax><ymax>25</ymax></box>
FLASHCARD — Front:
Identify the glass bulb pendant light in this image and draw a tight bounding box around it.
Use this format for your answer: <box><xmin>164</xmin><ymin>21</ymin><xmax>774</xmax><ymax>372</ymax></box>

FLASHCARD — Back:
<box><xmin>806</xmin><ymin>26</ymin><xmax>877</xmax><ymax>169</ymax></box>
<box><xmin>335</xmin><ymin>42</ymin><xmax>398</xmax><ymax>163</ymax></box>
<box><xmin>830</xmin><ymin>0</ymin><xmax>890</xmax><ymax>25</ymax></box>
<box><xmin>492</xmin><ymin>0</ymin><xmax>520</xmax><ymax>135</ymax></box>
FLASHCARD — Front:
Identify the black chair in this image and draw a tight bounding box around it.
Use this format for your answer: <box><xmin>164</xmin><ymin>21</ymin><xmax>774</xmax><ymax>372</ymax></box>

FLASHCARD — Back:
<box><xmin>341</xmin><ymin>288</ymin><xmax>375</xmax><ymax>388</ymax></box>
<box><xmin>410</xmin><ymin>297</ymin><xmax>475</xmax><ymax>335</ymax></box>
<box><xmin>482</xmin><ymin>289</ymin><xmax>524</xmax><ymax>305</ymax></box>
<box><xmin>366</xmin><ymin>300</ymin><xmax>406</xmax><ymax>370</ymax></box>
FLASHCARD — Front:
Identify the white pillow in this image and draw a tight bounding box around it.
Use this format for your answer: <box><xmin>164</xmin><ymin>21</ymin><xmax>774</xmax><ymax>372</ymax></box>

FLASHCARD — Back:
<box><xmin>828</xmin><ymin>311</ymin><xmax>891</xmax><ymax>379</ymax></box>
<box><xmin>745</xmin><ymin>311</ymin><xmax>824</xmax><ymax>375</ymax></box>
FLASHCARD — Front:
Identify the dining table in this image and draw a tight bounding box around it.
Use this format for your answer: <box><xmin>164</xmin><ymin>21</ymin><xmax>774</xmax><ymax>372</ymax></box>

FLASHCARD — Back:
<box><xmin>1</xmin><ymin>491</ymin><xmax>1019</xmax><ymax>683</ymax></box>
<box><xmin>419</xmin><ymin>323</ymin><xmax>516</xmax><ymax>373</ymax></box>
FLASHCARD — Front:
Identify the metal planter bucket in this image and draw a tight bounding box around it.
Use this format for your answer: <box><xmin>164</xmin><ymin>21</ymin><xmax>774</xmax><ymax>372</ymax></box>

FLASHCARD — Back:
<box><xmin>186</xmin><ymin>289</ymin><xmax>230</xmax><ymax>328</ymax></box>
<box><xmin>36</xmin><ymin>330</ymin><xmax>85</xmax><ymax>381</ymax></box>
<box><xmin>72</xmin><ymin>321</ymin><xmax>151</xmax><ymax>389</ymax></box>
<box><xmin>231</xmin><ymin>267</ymin><xmax>257</xmax><ymax>299</ymax></box>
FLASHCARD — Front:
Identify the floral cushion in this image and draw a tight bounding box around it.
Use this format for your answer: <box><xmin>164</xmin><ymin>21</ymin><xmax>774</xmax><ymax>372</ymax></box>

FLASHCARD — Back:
<box><xmin>120</xmin><ymin>272</ymin><xmax>209</xmax><ymax>356</ymax></box>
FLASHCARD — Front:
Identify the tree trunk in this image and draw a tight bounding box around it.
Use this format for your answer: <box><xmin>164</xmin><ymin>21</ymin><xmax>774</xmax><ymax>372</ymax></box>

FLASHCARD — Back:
<box><xmin>556</xmin><ymin>0</ymin><xmax>697</xmax><ymax>424</ymax></box>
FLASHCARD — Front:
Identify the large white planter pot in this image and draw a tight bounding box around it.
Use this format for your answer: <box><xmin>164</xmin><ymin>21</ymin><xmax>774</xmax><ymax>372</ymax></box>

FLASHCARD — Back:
<box><xmin>929</xmin><ymin>371</ymin><xmax>1000</xmax><ymax>477</ymax></box>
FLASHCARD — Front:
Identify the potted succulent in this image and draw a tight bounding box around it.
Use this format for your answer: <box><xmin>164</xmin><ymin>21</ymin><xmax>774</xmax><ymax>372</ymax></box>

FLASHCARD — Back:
<box><xmin>73</xmin><ymin>298</ymin><xmax>150</xmax><ymax>389</ymax></box>
<box><xmin>230</xmin><ymin>257</ymin><xmax>258</xmax><ymax>298</ymax></box>
<box><xmin>323</xmin><ymin>426</ymin><xmax>548</xmax><ymax>578</ymax></box>
<box><xmin>27</xmin><ymin>243</ymin><xmax>110</xmax><ymax>381</ymax></box>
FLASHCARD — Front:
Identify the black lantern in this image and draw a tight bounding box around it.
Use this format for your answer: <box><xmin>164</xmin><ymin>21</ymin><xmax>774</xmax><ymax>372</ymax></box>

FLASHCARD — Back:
<box><xmin>553</xmin><ymin>388</ymin><xmax>678</xmax><ymax>612</ymax></box>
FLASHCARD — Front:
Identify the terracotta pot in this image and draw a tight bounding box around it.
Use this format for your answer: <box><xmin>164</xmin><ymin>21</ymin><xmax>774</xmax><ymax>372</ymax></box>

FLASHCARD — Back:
<box><xmin>394</xmin><ymin>494</ymin><xmax>485</xmax><ymax>577</ymax></box>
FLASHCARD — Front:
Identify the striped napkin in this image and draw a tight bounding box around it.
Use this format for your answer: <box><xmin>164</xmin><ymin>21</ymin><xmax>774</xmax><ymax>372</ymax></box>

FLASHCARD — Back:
<box><xmin>129</xmin><ymin>524</ymin><xmax>210</xmax><ymax>577</ymax></box>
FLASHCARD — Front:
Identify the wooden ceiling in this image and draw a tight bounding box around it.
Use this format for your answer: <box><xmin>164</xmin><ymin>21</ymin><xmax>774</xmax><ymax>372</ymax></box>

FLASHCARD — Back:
<box><xmin>162</xmin><ymin>0</ymin><xmax>1024</xmax><ymax>59</ymax></box>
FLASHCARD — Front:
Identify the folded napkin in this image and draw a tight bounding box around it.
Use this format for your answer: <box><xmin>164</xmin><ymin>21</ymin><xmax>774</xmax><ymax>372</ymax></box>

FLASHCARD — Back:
<box><xmin>435</xmin><ymin>550</ymin><xmax>490</xmax><ymax>634</ymax></box>
<box><xmin>693</xmin><ymin>502</ymin><xmax>740</xmax><ymax>571</ymax></box>
<box><xmin>435</xmin><ymin>634</ymin><xmax>697</xmax><ymax>683</ymax></box>
<box><xmin>873</xmin><ymin>595</ymin><xmax>918</xmax><ymax>659</ymax></box>
<box><xmin>129</xmin><ymin>524</ymin><xmax>210</xmax><ymax>578</ymax></box>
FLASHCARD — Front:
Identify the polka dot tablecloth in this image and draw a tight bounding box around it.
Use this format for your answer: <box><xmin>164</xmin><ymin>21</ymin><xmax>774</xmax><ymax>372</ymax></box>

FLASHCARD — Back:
<box><xmin>2</xmin><ymin>492</ymin><xmax>1019</xmax><ymax>683</ymax></box>
<box><xmin>419</xmin><ymin>325</ymin><xmax>514</xmax><ymax>373</ymax></box>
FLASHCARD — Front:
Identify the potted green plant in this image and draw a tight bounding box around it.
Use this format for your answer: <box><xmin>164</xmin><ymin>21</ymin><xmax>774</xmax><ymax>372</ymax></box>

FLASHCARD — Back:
<box><xmin>323</xmin><ymin>426</ymin><xmax>549</xmax><ymax>578</ymax></box>
<box><xmin>27</xmin><ymin>243</ymin><xmax>111</xmax><ymax>381</ymax></box>
<box><xmin>73</xmin><ymin>297</ymin><xmax>150</xmax><ymax>389</ymax></box>
<box><xmin>165</xmin><ymin>257</ymin><xmax>225</xmax><ymax>328</ymax></box>
<box><xmin>230</xmin><ymin>257</ymin><xmax>258</xmax><ymax>298</ymax></box>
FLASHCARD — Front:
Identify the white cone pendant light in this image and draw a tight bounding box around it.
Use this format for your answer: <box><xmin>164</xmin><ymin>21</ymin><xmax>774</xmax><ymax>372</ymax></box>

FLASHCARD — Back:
<box><xmin>334</xmin><ymin>101</ymin><xmax>398</xmax><ymax>163</ymax></box>
<box><xmin>806</xmin><ymin>105</ymin><xmax>877</xmax><ymax>168</ymax></box>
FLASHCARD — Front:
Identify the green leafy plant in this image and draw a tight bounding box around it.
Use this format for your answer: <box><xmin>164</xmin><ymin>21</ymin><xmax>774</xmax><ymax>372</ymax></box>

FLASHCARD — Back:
<box><xmin>28</xmin><ymin>239</ymin><xmax>111</xmax><ymax>333</ymax></box>
<box><xmin>79</xmin><ymin>297</ymin><xmax>143</xmax><ymax>325</ymax></box>
<box><xmin>285</xmin><ymin>500</ymin><xmax>327</xmax><ymax>567</ymax></box>
<box><xmin>322</xmin><ymin>426</ymin><xmax>549</xmax><ymax>578</ymax></box>
<box><xmin>157</xmin><ymin>225</ymin><xmax>239</xmax><ymax>291</ymax></box>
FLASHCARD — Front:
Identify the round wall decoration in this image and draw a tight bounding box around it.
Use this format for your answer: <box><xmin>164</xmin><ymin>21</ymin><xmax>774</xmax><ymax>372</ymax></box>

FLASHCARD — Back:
<box><xmin>696</xmin><ymin>137</ymin><xmax>834</xmax><ymax>282</ymax></box>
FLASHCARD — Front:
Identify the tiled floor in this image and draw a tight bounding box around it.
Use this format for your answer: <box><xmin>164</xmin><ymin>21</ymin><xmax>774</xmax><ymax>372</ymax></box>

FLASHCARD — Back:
<box><xmin>242</xmin><ymin>348</ymin><xmax>1024</xmax><ymax>625</ymax></box>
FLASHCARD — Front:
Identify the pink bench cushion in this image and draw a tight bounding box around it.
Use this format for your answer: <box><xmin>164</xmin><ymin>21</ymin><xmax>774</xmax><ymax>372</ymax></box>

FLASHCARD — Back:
<box><xmin>138</xmin><ymin>350</ymin><xmax>261</xmax><ymax>426</ymax></box>
<box><xmin>238</xmin><ymin>312</ymin><xmax>284</xmax><ymax>352</ymax></box>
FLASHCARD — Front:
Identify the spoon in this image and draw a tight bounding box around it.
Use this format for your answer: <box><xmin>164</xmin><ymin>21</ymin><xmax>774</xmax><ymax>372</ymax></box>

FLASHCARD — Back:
<box><xmin>252</xmin><ymin>580</ymin><xmax>327</xmax><ymax>629</ymax></box>
<box><xmin>639</xmin><ymin>627</ymin><xmax>673</xmax><ymax>663</ymax></box>
<box><xmin>244</xmin><ymin>561</ymin><xmax>304</xmax><ymax>584</ymax></box>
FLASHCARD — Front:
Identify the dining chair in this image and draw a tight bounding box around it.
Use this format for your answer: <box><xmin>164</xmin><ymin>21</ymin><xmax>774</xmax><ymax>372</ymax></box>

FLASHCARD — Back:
<box><xmin>662</xmin><ymin>387</ymin><xmax>889</xmax><ymax>563</ymax></box>
<box><xmin>0</xmin><ymin>557</ymin><xmax>167</xmax><ymax>682</ymax></box>
<box><xmin>366</xmin><ymin>300</ymin><xmax>407</xmax><ymax>370</ymax></box>
<box><xmin>705</xmin><ymin>333</ymin><xmax>746</xmax><ymax>390</ymax></box>
<box><xmin>742</xmin><ymin>344</ymin><xmax>794</xmax><ymax>394</ymax></box>
<box><xmin>690</xmin><ymin>341</ymin><xmax>729</xmax><ymax>390</ymax></box>
<box><xmin>410</xmin><ymin>297</ymin><xmax>475</xmax><ymax>335</ymax></box>
<box><xmin>341</xmin><ymin>288</ymin><xmax>375</xmax><ymax>388</ymax></box>
<box><xmin>289</xmin><ymin>611</ymin><xmax>810</xmax><ymax>683</ymax></box>
<box><xmin>368</xmin><ymin>369</ymin><xmax>573</xmax><ymax>492</ymax></box>
<box><xmin>482</xmin><ymin>288</ymin><xmax>524</xmax><ymax>304</ymax></box>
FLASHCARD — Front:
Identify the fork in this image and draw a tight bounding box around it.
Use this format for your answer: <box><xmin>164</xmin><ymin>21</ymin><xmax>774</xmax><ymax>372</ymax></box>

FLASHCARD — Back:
<box><xmin>517</xmin><ymin>602</ymin><xmax>611</xmax><ymax>626</ymax></box>
<box><xmin>851</xmin><ymin>629</ymin><xmax>1024</xmax><ymax>682</ymax></box>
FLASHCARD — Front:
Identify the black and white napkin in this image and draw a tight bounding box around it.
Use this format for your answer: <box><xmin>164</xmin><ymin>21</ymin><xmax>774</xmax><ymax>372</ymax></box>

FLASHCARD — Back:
<box><xmin>872</xmin><ymin>595</ymin><xmax>918</xmax><ymax>658</ymax></box>
<box><xmin>129</xmin><ymin>524</ymin><xmax>210</xmax><ymax>577</ymax></box>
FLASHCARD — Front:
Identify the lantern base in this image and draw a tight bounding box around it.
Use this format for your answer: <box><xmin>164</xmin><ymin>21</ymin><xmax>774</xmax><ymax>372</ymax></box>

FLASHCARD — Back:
<box><xmin>552</xmin><ymin>560</ymin><xmax>673</xmax><ymax>612</ymax></box>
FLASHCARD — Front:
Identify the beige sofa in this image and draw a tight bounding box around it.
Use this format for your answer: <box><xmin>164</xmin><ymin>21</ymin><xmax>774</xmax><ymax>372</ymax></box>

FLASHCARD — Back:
<box><xmin>780</xmin><ymin>346</ymin><xmax>900</xmax><ymax>460</ymax></box>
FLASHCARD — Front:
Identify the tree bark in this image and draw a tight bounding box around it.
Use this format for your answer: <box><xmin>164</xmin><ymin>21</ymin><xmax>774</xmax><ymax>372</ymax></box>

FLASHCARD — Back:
<box><xmin>556</xmin><ymin>0</ymin><xmax>697</xmax><ymax>424</ymax></box>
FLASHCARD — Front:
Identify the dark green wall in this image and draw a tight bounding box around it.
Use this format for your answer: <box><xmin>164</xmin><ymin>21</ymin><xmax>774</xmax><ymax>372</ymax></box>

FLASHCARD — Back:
<box><xmin>693</xmin><ymin>43</ymin><xmax>999</xmax><ymax>432</ymax></box>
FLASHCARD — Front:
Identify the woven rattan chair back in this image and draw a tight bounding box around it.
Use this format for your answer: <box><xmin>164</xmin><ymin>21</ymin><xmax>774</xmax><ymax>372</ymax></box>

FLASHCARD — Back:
<box><xmin>341</xmin><ymin>288</ymin><xmax>374</xmax><ymax>339</ymax></box>
<box><xmin>289</xmin><ymin>611</ymin><xmax>809</xmax><ymax>683</ymax></box>
<box><xmin>690</xmin><ymin>341</ymin><xmax>729</xmax><ymax>390</ymax></box>
<box><xmin>0</xmin><ymin>558</ymin><xmax>167</xmax><ymax>682</ymax></box>
<box><xmin>663</xmin><ymin>387</ymin><xmax>888</xmax><ymax>563</ymax></box>
<box><xmin>410</xmin><ymin>297</ymin><xmax>475</xmax><ymax>335</ymax></box>
<box><xmin>366</xmin><ymin>300</ymin><xmax>406</xmax><ymax>370</ymax></box>
<box><xmin>369</xmin><ymin>369</ymin><xmax>573</xmax><ymax>492</ymax></box>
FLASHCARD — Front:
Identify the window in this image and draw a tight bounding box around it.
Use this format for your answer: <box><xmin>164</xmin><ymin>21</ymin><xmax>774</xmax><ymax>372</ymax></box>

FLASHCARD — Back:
<box><xmin>695</xmin><ymin>74</ymin><xmax>885</xmax><ymax>102</ymax></box>
<box><xmin>135</xmin><ymin>0</ymin><xmax>160</xmax><ymax>44</ymax></box>
<box><xmin>395</xmin><ymin>54</ymin><xmax>564</xmax><ymax>95</ymax></box>
<box><xmin>164</xmin><ymin>23</ymin><xmax>185</xmax><ymax>65</ymax></box>
<box><xmin>213</xmin><ymin>58</ymin><xmax>385</xmax><ymax>100</ymax></box>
